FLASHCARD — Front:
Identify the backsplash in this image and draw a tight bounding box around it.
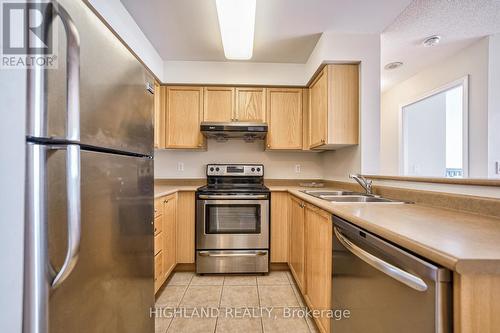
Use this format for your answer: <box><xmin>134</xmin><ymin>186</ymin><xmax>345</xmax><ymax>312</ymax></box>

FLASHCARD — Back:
<box><xmin>154</xmin><ymin>139</ymin><xmax>324</xmax><ymax>179</ymax></box>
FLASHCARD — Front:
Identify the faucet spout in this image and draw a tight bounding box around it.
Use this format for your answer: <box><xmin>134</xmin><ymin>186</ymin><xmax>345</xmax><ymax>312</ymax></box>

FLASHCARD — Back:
<box><xmin>349</xmin><ymin>174</ymin><xmax>373</xmax><ymax>194</ymax></box>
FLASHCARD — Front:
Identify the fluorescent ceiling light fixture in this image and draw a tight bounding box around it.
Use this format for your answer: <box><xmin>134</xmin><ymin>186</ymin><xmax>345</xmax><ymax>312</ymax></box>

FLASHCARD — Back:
<box><xmin>216</xmin><ymin>0</ymin><xmax>256</xmax><ymax>60</ymax></box>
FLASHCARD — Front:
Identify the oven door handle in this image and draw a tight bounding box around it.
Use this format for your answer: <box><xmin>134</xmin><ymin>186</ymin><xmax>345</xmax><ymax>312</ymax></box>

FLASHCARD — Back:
<box><xmin>198</xmin><ymin>251</ymin><xmax>268</xmax><ymax>257</ymax></box>
<box><xmin>198</xmin><ymin>194</ymin><xmax>268</xmax><ymax>200</ymax></box>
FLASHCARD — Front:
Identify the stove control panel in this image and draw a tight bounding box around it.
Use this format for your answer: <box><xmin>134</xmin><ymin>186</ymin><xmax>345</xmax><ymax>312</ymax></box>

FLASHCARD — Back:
<box><xmin>207</xmin><ymin>164</ymin><xmax>264</xmax><ymax>177</ymax></box>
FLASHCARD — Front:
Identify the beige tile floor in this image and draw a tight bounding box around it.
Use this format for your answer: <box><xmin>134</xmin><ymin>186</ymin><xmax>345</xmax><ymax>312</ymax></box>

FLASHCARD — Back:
<box><xmin>154</xmin><ymin>271</ymin><xmax>319</xmax><ymax>333</ymax></box>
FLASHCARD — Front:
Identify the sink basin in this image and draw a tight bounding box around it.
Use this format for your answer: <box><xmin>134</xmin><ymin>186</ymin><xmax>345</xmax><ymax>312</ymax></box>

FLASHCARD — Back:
<box><xmin>322</xmin><ymin>195</ymin><xmax>399</xmax><ymax>203</ymax></box>
<box><xmin>301</xmin><ymin>190</ymin><xmax>405</xmax><ymax>204</ymax></box>
<box><xmin>301</xmin><ymin>190</ymin><xmax>364</xmax><ymax>196</ymax></box>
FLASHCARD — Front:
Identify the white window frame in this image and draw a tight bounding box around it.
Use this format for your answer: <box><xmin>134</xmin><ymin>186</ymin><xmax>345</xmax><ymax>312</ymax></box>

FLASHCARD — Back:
<box><xmin>398</xmin><ymin>76</ymin><xmax>469</xmax><ymax>178</ymax></box>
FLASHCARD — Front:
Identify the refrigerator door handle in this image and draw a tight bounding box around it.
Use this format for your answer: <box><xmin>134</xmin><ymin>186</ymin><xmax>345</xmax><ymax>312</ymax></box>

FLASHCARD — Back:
<box><xmin>50</xmin><ymin>3</ymin><xmax>82</xmax><ymax>289</ymax></box>
<box><xmin>51</xmin><ymin>144</ymin><xmax>81</xmax><ymax>289</ymax></box>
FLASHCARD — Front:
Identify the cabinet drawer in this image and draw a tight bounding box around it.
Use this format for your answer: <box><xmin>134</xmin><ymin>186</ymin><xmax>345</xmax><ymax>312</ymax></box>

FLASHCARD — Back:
<box><xmin>154</xmin><ymin>232</ymin><xmax>163</xmax><ymax>255</ymax></box>
<box><xmin>154</xmin><ymin>216</ymin><xmax>162</xmax><ymax>235</ymax></box>
<box><xmin>154</xmin><ymin>252</ymin><xmax>164</xmax><ymax>283</ymax></box>
<box><xmin>154</xmin><ymin>198</ymin><xmax>164</xmax><ymax>218</ymax></box>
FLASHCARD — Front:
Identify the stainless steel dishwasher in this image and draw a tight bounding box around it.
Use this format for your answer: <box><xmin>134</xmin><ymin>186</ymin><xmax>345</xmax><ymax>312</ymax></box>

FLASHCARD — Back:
<box><xmin>332</xmin><ymin>216</ymin><xmax>452</xmax><ymax>333</ymax></box>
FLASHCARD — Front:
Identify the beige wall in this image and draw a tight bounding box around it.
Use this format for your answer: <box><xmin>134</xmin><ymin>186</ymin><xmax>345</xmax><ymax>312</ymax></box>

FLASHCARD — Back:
<box><xmin>380</xmin><ymin>37</ymin><xmax>489</xmax><ymax>177</ymax></box>
<box><xmin>154</xmin><ymin>140</ymin><xmax>324</xmax><ymax>179</ymax></box>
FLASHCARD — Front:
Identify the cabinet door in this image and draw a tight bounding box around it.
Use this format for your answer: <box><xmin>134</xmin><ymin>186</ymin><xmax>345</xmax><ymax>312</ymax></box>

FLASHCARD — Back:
<box><xmin>309</xmin><ymin>68</ymin><xmax>328</xmax><ymax>148</ymax></box>
<box><xmin>163</xmin><ymin>194</ymin><xmax>177</xmax><ymax>279</ymax></box>
<box><xmin>266</xmin><ymin>88</ymin><xmax>303</xmax><ymax>150</ymax></box>
<box><xmin>304</xmin><ymin>204</ymin><xmax>332</xmax><ymax>333</ymax></box>
<box><xmin>154</xmin><ymin>251</ymin><xmax>163</xmax><ymax>293</ymax></box>
<box><xmin>153</xmin><ymin>81</ymin><xmax>164</xmax><ymax>148</ymax></box>
<box><xmin>288</xmin><ymin>195</ymin><xmax>305</xmax><ymax>291</ymax></box>
<box><xmin>235</xmin><ymin>87</ymin><xmax>266</xmax><ymax>122</ymax></box>
<box><xmin>328</xmin><ymin>64</ymin><xmax>359</xmax><ymax>145</ymax></box>
<box><xmin>176</xmin><ymin>191</ymin><xmax>195</xmax><ymax>263</ymax></box>
<box><xmin>270</xmin><ymin>192</ymin><xmax>289</xmax><ymax>262</ymax></box>
<box><xmin>203</xmin><ymin>87</ymin><xmax>235</xmax><ymax>122</ymax></box>
<box><xmin>165</xmin><ymin>86</ymin><xmax>204</xmax><ymax>148</ymax></box>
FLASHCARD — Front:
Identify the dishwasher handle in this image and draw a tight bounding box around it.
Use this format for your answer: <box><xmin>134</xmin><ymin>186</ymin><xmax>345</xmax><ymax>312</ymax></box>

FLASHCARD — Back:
<box><xmin>334</xmin><ymin>227</ymin><xmax>428</xmax><ymax>292</ymax></box>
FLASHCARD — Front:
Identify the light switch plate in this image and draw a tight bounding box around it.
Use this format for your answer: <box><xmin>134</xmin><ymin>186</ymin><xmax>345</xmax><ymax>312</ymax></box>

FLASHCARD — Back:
<box><xmin>295</xmin><ymin>164</ymin><xmax>301</xmax><ymax>173</ymax></box>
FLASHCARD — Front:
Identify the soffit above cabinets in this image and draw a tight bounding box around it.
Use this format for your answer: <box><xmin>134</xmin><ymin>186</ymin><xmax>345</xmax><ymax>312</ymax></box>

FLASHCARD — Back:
<box><xmin>120</xmin><ymin>0</ymin><xmax>412</xmax><ymax>63</ymax></box>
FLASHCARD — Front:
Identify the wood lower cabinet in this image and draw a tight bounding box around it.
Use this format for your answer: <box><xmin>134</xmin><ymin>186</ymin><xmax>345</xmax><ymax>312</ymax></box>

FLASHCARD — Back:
<box><xmin>304</xmin><ymin>203</ymin><xmax>332</xmax><ymax>333</ymax></box>
<box><xmin>289</xmin><ymin>195</ymin><xmax>306</xmax><ymax>292</ymax></box>
<box><xmin>203</xmin><ymin>87</ymin><xmax>235</xmax><ymax>122</ymax></box>
<box><xmin>309</xmin><ymin>64</ymin><xmax>359</xmax><ymax>150</ymax></box>
<box><xmin>270</xmin><ymin>192</ymin><xmax>289</xmax><ymax>262</ymax></box>
<box><xmin>163</xmin><ymin>195</ymin><xmax>177</xmax><ymax>278</ymax></box>
<box><xmin>176</xmin><ymin>191</ymin><xmax>196</xmax><ymax>263</ymax></box>
<box><xmin>165</xmin><ymin>86</ymin><xmax>205</xmax><ymax>149</ymax></box>
<box><xmin>266</xmin><ymin>88</ymin><xmax>303</xmax><ymax>150</ymax></box>
<box><xmin>154</xmin><ymin>193</ymin><xmax>177</xmax><ymax>294</ymax></box>
<box><xmin>235</xmin><ymin>87</ymin><xmax>266</xmax><ymax>122</ymax></box>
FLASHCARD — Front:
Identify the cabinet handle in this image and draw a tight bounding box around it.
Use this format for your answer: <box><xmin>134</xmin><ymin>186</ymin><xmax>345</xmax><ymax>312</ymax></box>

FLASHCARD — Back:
<box><xmin>164</xmin><ymin>200</ymin><xmax>168</xmax><ymax>204</ymax></box>
<box><xmin>154</xmin><ymin>208</ymin><xmax>157</xmax><ymax>213</ymax></box>
<box><xmin>266</xmin><ymin>144</ymin><xmax>271</xmax><ymax>148</ymax></box>
<box><xmin>321</xmin><ymin>139</ymin><xmax>326</xmax><ymax>143</ymax></box>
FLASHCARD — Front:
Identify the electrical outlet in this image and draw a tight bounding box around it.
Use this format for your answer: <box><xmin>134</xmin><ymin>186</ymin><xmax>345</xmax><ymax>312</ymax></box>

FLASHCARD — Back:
<box><xmin>177</xmin><ymin>162</ymin><xmax>184</xmax><ymax>172</ymax></box>
<box><xmin>496</xmin><ymin>161</ymin><xmax>500</xmax><ymax>175</ymax></box>
<box><xmin>295</xmin><ymin>164</ymin><xmax>301</xmax><ymax>173</ymax></box>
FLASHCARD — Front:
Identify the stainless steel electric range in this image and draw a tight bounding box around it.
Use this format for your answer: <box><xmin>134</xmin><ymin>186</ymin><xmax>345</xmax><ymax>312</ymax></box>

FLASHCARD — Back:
<box><xmin>195</xmin><ymin>164</ymin><xmax>270</xmax><ymax>274</ymax></box>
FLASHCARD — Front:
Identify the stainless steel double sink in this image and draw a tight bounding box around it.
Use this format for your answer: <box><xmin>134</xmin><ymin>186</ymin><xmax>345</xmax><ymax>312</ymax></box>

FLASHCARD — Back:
<box><xmin>300</xmin><ymin>190</ymin><xmax>404</xmax><ymax>203</ymax></box>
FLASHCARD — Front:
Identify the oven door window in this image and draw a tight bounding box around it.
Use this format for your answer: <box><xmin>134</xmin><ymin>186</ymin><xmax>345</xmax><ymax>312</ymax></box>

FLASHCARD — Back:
<box><xmin>205</xmin><ymin>204</ymin><xmax>261</xmax><ymax>234</ymax></box>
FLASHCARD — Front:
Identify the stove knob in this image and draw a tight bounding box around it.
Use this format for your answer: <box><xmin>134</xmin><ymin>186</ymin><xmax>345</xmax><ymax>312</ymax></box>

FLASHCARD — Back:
<box><xmin>256</xmin><ymin>167</ymin><xmax>261</xmax><ymax>172</ymax></box>
<box><xmin>215</xmin><ymin>167</ymin><xmax>220</xmax><ymax>172</ymax></box>
<box><xmin>251</xmin><ymin>168</ymin><xmax>255</xmax><ymax>172</ymax></box>
<box><xmin>209</xmin><ymin>167</ymin><xmax>214</xmax><ymax>172</ymax></box>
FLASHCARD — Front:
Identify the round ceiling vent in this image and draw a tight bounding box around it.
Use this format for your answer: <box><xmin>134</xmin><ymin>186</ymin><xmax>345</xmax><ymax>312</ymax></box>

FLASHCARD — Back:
<box><xmin>384</xmin><ymin>61</ymin><xmax>403</xmax><ymax>70</ymax></box>
<box><xmin>423</xmin><ymin>35</ymin><xmax>441</xmax><ymax>47</ymax></box>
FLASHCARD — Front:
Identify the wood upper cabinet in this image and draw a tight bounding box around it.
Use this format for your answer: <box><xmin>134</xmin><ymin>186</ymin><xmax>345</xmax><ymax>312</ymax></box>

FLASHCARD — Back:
<box><xmin>165</xmin><ymin>86</ymin><xmax>205</xmax><ymax>149</ymax></box>
<box><xmin>304</xmin><ymin>203</ymin><xmax>332</xmax><ymax>333</ymax></box>
<box><xmin>266</xmin><ymin>88</ymin><xmax>303</xmax><ymax>150</ymax></box>
<box><xmin>289</xmin><ymin>195</ymin><xmax>306</xmax><ymax>292</ymax></box>
<box><xmin>309</xmin><ymin>64</ymin><xmax>359</xmax><ymax>150</ymax></box>
<box><xmin>309</xmin><ymin>68</ymin><xmax>328</xmax><ymax>148</ymax></box>
<box><xmin>235</xmin><ymin>87</ymin><xmax>266</xmax><ymax>122</ymax></box>
<box><xmin>203</xmin><ymin>87</ymin><xmax>235</xmax><ymax>122</ymax></box>
<box><xmin>270</xmin><ymin>192</ymin><xmax>289</xmax><ymax>262</ymax></box>
<box><xmin>153</xmin><ymin>81</ymin><xmax>164</xmax><ymax>149</ymax></box>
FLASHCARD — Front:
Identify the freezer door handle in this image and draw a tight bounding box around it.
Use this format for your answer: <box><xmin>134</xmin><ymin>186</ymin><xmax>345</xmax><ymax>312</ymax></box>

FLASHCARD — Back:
<box><xmin>57</xmin><ymin>2</ymin><xmax>81</xmax><ymax>141</ymax></box>
<box><xmin>334</xmin><ymin>227</ymin><xmax>428</xmax><ymax>292</ymax></box>
<box><xmin>51</xmin><ymin>144</ymin><xmax>81</xmax><ymax>289</ymax></box>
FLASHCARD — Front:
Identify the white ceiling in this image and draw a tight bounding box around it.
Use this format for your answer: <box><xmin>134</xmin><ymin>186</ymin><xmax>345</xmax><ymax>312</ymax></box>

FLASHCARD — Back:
<box><xmin>381</xmin><ymin>0</ymin><xmax>500</xmax><ymax>91</ymax></box>
<box><xmin>120</xmin><ymin>0</ymin><xmax>412</xmax><ymax>63</ymax></box>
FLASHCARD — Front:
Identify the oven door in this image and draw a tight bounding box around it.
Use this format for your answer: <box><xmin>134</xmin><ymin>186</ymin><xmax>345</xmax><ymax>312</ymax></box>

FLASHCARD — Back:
<box><xmin>196</xmin><ymin>196</ymin><xmax>269</xmax><ymax>250</ymax></box>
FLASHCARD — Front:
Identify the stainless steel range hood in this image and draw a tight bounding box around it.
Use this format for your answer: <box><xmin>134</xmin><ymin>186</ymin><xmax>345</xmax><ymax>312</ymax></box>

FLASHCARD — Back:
<box><xmin>200</xmin><ymin>122</ymin><xmax>268</xmax><ymax>142</ymax></box>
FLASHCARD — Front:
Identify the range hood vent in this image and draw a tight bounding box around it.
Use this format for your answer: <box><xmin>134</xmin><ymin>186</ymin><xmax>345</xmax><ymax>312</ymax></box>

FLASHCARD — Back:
<box><xmin>200</xmin><ymin>122</ymin><xmax>268</xmax><ymax>142</ymax></box>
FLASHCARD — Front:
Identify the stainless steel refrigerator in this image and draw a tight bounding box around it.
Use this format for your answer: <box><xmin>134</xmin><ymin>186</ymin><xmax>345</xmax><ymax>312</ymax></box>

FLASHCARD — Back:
<box><xmin>23</xmin><ymin>1</ymin><xmax>155</xmax><ymax>332</ymax></box>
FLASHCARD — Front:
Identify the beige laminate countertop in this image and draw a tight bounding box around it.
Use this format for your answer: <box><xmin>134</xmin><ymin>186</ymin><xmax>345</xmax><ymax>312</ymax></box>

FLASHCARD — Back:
<box><xmin>155</xmin><ymin>184</ymin><xmax>500</xmax><ymax>275</ymax></box>
<box><xmin>154</xmin><ymin>185</ymin><xmax>200</xmax><ymax>198</ymax></box>
<box><xmin>279</xmin><ymin>187</ymin><xmax>500</xmax><ymax>275</ymax></box>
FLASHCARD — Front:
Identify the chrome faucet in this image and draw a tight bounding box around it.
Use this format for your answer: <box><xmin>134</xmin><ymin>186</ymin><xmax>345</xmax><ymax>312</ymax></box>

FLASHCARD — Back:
<box><xmin>349</xmin><ymin>174</ymin><xmax>373</xmax><ymax>194</ymax></box>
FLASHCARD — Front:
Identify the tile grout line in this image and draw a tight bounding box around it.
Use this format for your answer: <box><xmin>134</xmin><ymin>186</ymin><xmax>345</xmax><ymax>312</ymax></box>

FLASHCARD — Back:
<box><xmin>214</xmin><ymin>276</ymin><xmax>225</xmax><ymax>333</ymax></box>
<box><xmin>255</xmin><ymin>278</ymin><xmax>265</xmax><ymax>333</ymax></box>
